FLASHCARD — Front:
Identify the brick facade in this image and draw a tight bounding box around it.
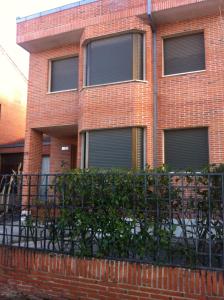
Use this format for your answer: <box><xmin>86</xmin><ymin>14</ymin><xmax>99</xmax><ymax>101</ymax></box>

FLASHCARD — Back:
<box><xmin>0</xmin><ymin>47</ymin><xmax>27</xmax><ymax>147</ymax></box>
<box><xmin>156</xmin><ymin>14</ymin><xmax>224</xmax><ymax>165</ymax></box>
<box><xmin>0</xmin><ymin>47</ymin><xmax>27</xmax><ymax>172</ymax></box>
<box><xmin>0</xmin><ymin>246</ymin><xmax>223</xmax><ymax>299</ymax></box>
<box><xmin>16</xmin><ymin>0</ymin><xmax>224</xmax><ymax>173</ymax></box>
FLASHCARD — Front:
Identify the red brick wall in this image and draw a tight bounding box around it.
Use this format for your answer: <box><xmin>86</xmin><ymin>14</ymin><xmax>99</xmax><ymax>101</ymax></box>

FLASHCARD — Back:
<box><xmin>50</xmin><ymin>137</ymin><xmax>77</xmax><ymax>173</ymax></box>
<box><xmin>0</xmin><ymin>246</ymin><xmax>223</xmax><ymax>299</ymax></box>
<box><xmin>0</xmin><ymin>51</ymin><xmax>27</xmax><ymax>146</ymax></box>
<box><xmin>22</xmin><ymin>7</ymin><xmax>154</xmax><ymax>172</ymax></box>
<box><xmin>17</xmin><ymin>0</ymin><xmax>224</xmax><ymax>172</ymax></box>
<box><xmin>0</xmin><ymin>99</ymin><xmax>26</xmax><ymax>145</ymax></box>
<box><xmin>156</xmin><ymin>14</ymin><xmax>224</xmax><ymax>165</ymax></box>
<box><xmin>152</xmin><ymin>0</ymin><xmax>207</xmax><ymax>11</ymax></box>
<box><xmin>23</xmin><ymin>44</ymin><xmax>79</xmax><ymax>173</ymax></box>
<box><xmin>27</xmin><ymin>44</ymin><xmax>79</xmax><ymax>129</ymax></box>
<box><xmin>17</xmin><ymin>0</ymin><xmax>147</xmax><ymax>46</ymax></box>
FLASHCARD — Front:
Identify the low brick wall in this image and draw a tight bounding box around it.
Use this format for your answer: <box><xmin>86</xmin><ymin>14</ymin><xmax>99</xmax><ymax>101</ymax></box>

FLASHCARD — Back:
<box><xmin>0</xmin><ymin>246</ymin><xmax>223</xmax><ymax>300</ymax></box>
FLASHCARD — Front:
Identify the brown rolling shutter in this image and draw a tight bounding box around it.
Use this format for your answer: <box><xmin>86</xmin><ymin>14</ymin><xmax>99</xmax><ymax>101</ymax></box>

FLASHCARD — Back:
<box><xmin>165</xmin><ymin>128</ymin><xmax>209</xmax><ymax>170</ymax></box>
<box><xmin>164</xmin><ymin>33</ymin><xmax>205</xmax><ymax>75</ymax></box>
<box><xmin>85</xmin><ymin>127</ymin><xmax>144</xmax><ymax>169</ymax></box>
<box><xmin>88</xmin><ymin>128</ymin><xmax>132</xmax><ymax>169</ymax></box>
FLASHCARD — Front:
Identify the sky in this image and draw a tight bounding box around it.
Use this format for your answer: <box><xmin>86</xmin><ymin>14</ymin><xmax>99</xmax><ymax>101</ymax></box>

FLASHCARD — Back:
<box><xmin>0</xmin><ymin>0</ymin><xmax>80</xmax><ymax>77</ymax></box>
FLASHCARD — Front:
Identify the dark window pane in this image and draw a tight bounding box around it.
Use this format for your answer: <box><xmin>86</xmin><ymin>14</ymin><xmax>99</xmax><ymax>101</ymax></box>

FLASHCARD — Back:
<box><xmin>51</xmin><ymin>57</ymin><xmax>78</xmax><ymax>92</ymax></box>
<box><xmin>165</xmin><ymin>128</ymin><xmax>209</xmax><ymax>170</ymax></box>
<box><xmin>88</xmin><ymin>128</ymin><xmax>133</xmax><ymax>169</ymax></box>
<box><xmin>86</xmin><ymin>33</ymin><xmax>143</xmax><ymax>85</ymax></box>
<box><xmin>164</xmin><ymin>33</ymin><xmax>205</xmax><ymax>75</ymax></box>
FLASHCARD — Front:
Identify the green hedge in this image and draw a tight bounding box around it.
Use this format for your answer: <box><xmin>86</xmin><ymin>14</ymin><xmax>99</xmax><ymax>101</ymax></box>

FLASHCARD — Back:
<box><xmin>45</xmin><ymin>166</ymin><xmax>224</xmax><ymax>268</ymax></box>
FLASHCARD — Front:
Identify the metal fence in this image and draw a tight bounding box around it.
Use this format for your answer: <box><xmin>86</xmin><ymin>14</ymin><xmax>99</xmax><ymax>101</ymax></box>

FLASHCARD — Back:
<box><xmin>0</xmin><ymin>171</ymin><xmax>223</xmax><ymax>271</ymax></box>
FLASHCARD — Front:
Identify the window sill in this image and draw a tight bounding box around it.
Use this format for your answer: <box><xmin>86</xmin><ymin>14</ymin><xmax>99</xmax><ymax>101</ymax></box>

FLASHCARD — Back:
<box><xmin>82</xmin><ymin>80</ymin><xmax>148</xmax><ymax>90</ymax></box>
<box><xmin>47</xmin><ymin>89</ymin><xmax>78</xmax><ymax>95</ymax></box>
<box><xmin>162</xmin><ymin>69</ymin><xmax>206</xmax><ymax>78</ymax></box>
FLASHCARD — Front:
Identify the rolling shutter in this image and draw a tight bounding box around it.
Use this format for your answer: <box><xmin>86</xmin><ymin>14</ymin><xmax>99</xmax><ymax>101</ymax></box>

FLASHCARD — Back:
<box><xmin>86</xmin><ymin>33</ymin><xmax>143</xmax><ymax>86</ymax></box>
<box><xmin>165</xmin><ymin>128</ymin><xmax>209</xmax><ymax>170</ymax></box>
<box><xmin>164</xmin><ymin>33</ymin><xmax>205</xmax><ymax>75</ymax></box>
<box><xmin>51</xmin><ymin>57</ymin><xmax>78</xmax><ymax>92</ymax></box>
<box><xmin>87</xmin><ymin>128</ymin><xmax>144</xmax><ymax>169</ymax></box>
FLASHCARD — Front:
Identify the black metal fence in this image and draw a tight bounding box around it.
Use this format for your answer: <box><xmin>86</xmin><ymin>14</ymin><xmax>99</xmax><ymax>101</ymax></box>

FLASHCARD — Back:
<box><xmin>0</xmin><ymin>171</ymin><xmax>223</xmax><ymax>271</ymax></box>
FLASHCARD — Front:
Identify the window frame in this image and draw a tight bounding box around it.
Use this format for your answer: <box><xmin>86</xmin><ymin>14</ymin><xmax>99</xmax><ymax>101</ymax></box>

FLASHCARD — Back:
<box><xmin>48</xmin><ymin>55</ymin><xmax>79</xmax><ymax>94</ymax></box>
<box><xmin>84</xmin><ymin>32</ymin><xmax>146</xmax><ymax>88</ymax></box>
<box><xmin>162</xmin><ymin>30</ymin><xmax>206</xmax><ymax>77</ymax></box>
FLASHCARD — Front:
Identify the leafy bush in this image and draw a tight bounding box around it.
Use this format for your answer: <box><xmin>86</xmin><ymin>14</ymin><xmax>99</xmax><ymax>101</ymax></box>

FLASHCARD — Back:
<box><xmin>42</xmin><ymin>167</ymin><xmax>223</xmax><ymax>269</ymax></box>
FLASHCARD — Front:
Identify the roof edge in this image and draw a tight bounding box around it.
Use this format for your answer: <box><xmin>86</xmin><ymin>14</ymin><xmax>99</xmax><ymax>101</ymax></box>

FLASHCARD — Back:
<box><xmin>16</xmin><ymin>0</ymin><xmax>98</xmax><ymax>23</ymax></box>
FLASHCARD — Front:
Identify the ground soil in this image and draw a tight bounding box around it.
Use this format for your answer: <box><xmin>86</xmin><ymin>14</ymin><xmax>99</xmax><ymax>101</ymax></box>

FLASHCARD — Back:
<box><xmin>0</xmin><ymin>286</ymin><xmax>51</xmax><ymax>300</ymax></box>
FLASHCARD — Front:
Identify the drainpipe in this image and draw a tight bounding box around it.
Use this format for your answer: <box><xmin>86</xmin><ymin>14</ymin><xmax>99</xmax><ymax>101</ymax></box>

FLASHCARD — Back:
<box><xmin>148</xmin><ymin>0</ymin><xmax>158</xmax><ymax>168</ymax></box>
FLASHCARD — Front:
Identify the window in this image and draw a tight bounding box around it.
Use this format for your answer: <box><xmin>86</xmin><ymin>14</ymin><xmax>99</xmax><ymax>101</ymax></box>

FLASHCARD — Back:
<box><xmin>86</xmin><ymin>33</ymin><xmax>143</xmax><ymax>86</ymax></box>
<box><xmin>50</xmin><ymin>57</ymin><xmax>78</xmax><ymax>92</ymax></box>
<box><xmin>83</xmin><ymin>128</ymin><xmax>144</xmax><ymax>169</ymax></box>
<box><xmin>164</xmin><ymin>128</ymin><xmax>209</xmax><ymax>170</ymax></box>
<box><xmin>163</xmin><ymin>32</ymin><xmax>205</xmax><ymax>76</ymax></box>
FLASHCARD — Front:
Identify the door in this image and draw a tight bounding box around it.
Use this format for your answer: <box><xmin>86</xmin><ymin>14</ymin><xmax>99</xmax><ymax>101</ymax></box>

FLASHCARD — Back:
<box><xmin>39</xmin><ymin>156</ymin><xmax>50</xmax><ymax>200</ymax></box>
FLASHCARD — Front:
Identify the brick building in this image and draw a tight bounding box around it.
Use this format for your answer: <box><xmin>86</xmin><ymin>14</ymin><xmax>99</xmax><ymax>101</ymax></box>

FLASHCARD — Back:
<box><xmin>16</xmin><ymin>0</ymin><xmax>224</xmax><ymax>174</ymax></box>
<box><xmin>0</xmin><ymin>45</ymin><xmax>27</xmax><ymax>174</ymax></box>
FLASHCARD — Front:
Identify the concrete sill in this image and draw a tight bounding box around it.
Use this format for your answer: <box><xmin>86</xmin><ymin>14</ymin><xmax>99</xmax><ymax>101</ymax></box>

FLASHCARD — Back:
<box><xmin>162</xmin><ymin>69</ymin><xmax>206</xmax><ymax>78</ymax></box>
<box><xmin>82</xmin><ymin>80</ymin><xmax>149</xmax><ymax>90</ymax></box>
<box><xmin>47</xmin><ymin>89</ymin><xmax>78</xmax><ymax>95</ymax></box>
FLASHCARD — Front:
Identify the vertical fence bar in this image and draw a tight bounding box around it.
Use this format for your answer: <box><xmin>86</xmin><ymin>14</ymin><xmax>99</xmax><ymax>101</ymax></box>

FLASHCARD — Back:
<box><xmin>52</xmin><ymin>174</ymin><xmax>57</xmax><ymax>253</ymax></box>
<box><xmin>208</xmin><ymin>174</ymin><xmax>212</xmax><ymax>269</ymax></box>
<box><xmin>222</xmin><ymin>174</ymin><xmax>224</xmax><ymax>269</ymax></box>
<box><xmin>144</xmin><ymin>172</ymin><xmax>147</xmax><ymax>260</ymax></box>
<box><xmin>34</xmin><ymin>191</ymin><xmax>39</xmax><ymax>251</ymax></box>
<box><xmin>27</xmin><ymin>175</ymin><xmax>32</xmax><ymax>249</ymax></box>
<box><xmin>90</xmin><ymin>173</ymin><xmax>94</xmax><ymax>257</ymax></box>
<box><xmin>194</xmin><ymin>174</ymin><xmax>199</xmax><ymax>267</ymax></box>
<box><xmin>180</xmin><ymin>174</ymin><xmax>187</xmax><ymax>265</ymax></box>
<box><xmin>10</xmin><ymin>177</ymin><xmax>14</xmax><ymax>246</ymax></box>
<box><xmin>168</xmin><ymin>173</ymin><xmax>172</xmax><ymax>265</ymax></box>
<box><xmin>155</xmin><ymin>173</ymin><xmax>160</xmax><ymax>264</ymax></box>
<box><xmin>18</xmin><ymin>174</ymin><xmax>23</xmax><ymax>247</ymax></box>
<box><xmin>61</xmin><ymin>174</ymin><xmax>66</xmax><ymax>254</ymax></box>
<box><xmin>133</xmin><ymin>173</ymin><xmax>136</xmax><ymax>260</ymax></box>
<box><xmin>43</xmin><ymin>174</ymin><xmax>48</xmax><ymax>252</ymax></box>
<box><xmin>2</xmin><ymin>176</ymin><xmax>7</xmax><ymax>245</ymax></box>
